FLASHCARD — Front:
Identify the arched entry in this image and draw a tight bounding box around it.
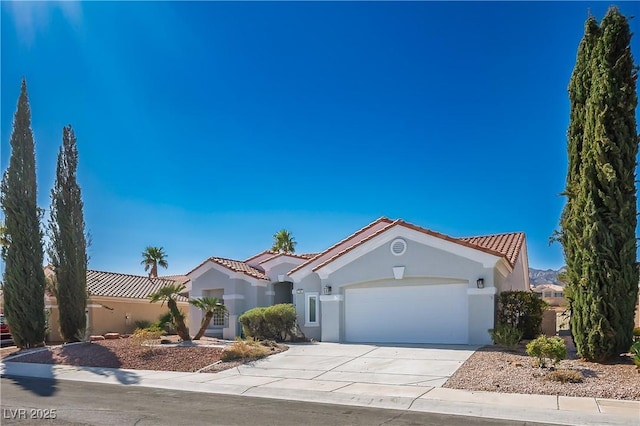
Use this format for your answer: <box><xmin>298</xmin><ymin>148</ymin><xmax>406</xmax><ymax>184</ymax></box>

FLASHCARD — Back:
<box><xmin>274</xmin><ymin>281</ymin><xmax>293</xmax><ymax>304</ymax></box>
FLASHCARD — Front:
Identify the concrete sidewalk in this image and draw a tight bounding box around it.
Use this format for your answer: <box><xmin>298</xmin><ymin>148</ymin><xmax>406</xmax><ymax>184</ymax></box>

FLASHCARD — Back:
<box><xmin>1</xmin><ymin>343</ymin><xmax>638</xmax><ymax>426</ymax></box>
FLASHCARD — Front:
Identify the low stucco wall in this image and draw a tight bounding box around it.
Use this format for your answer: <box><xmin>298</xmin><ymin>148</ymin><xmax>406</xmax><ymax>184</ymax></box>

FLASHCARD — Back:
<box><xmin>47</xmin><ymin>297</ymin><xmax>189</xmax><ymax>342</ymax></box>
<box><xmin>541</xmin><ymin>309</ymin><xmax>557</xmax><ymax>337</ymax></box>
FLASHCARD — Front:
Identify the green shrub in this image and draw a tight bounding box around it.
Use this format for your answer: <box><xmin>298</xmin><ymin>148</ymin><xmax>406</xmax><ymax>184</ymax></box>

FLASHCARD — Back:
<box><xmin>489</xmin><ymin>324</ymin><xmax>523</xmax><ymax>347</ymax></box>
<box><xmin>239</xmin><ymin>307</ymin><xmax>269</xmax><ymax>339</ymax></box>
<box><xmin>239</xmin><ymin>304</ymin><xmax>297</xmax><ymax>341</ymax></box>
<box><xmin>134</xmin><ymin>320</ymin><xmax>153</xmax><ymax>330</ymax></box>
<box><xmin>131</xmin><ymin>326</ymin><xmax>164</xmax><ymax>347</ymax></box>
<box><xmin>154</xmin><ymin>311</ymin><xmax>175</xmax><ymax>334</ymax></box>
<box><xmin>263</xmin><ymin>304</ymin><xmax>297</xmax><ymax>341</ymax></box>
<box><xmin>633</xmin><ymin>327</ymin><xmax>640</xmax><ymax>343</ymax></box>
<box><xmin>546</xmin><ymin>369</ymin><xmax>584</xmax><ymax>383</ymax></box>
<box><xmin>630</xmin><ymin>341</ymin><xmax>640</xmax><ymax>369</ymax></box>
<box><xmin>221</xmin><ymin>338</ymin><xmax>269</xmax><ymax>361</ymax></box>
<box><xmin>526</xmin><ymin>335</ymin><xmax>567</xmax><ymax>367</ymax></box>
<box><xmin>497</xmin><ymin>291</ymin><xmax>548</xmax><ymax>339</ymax></box>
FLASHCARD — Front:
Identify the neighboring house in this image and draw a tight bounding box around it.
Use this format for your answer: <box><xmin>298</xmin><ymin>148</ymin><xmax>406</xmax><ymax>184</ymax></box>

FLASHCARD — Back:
<box><xmin>532</xmin><ymin>283</ymin><xmax>569</xmax><ymax>335</ymax></box>
<box><xmin>188</xmin><ymin>217</ymin><xmax>530</xmax><ymax>345</ymax></box>
<box><xmin>531</xmin><ymin>283</ymin><xmax>566</xmax><ymax>307</ymax></box>
<box><xmin>44</xmin><ymin>267</ymin><xmax>190</xmax><ymax>342</ymax></box>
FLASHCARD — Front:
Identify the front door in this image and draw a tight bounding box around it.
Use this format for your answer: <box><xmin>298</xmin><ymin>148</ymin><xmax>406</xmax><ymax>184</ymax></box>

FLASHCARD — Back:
<box><xmin>274</xmin><ymin>282</ymin><xmax>293</xmax><ymax>304</ymax></box>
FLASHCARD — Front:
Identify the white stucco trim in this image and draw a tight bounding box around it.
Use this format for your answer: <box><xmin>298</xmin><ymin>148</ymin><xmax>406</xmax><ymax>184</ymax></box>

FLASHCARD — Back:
<box><xmin>495</xmin><ymin>259</ymin><xmax>512</xmax><ymax>278</ymax></box>
<box><xmin>222</xmin><ymin>294</ymin><xmax>245</xmax><ymax>300</ymax></box>
<box><xmin>467</xmin><ymin>287</ymin><xmax>498</xmax><ymax>295</ymax></box>
<box><xmin>259</xmin><ymin>255</ymin><xmax>306</xmax><ymax>268</ymax></box>
<box><xmin>305</xmin><ymin>292</ymin><xmax>320</xmax><ymax>326</ymax></box>
<box><xmin>313</xmin><ymin>226</ymin><xmax>507</xmax><ymax>278</ymax></box>
<box><xmin>319</xmin><ymin>295</ymin><xmax>344</xmax><ymax>302</ymax></box>
<box><xmin>87</xmin><ymin>304</ymin><xmax>103</xmax><ymax>308</ymax></box>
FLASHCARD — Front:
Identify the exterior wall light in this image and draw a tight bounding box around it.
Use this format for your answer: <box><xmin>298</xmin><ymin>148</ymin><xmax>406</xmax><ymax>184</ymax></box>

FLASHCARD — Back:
<box><xmin>323</xmin><ymin>286</ymin><xmax>332</xmax><ymax>295</ymax></box>
<box><xmin>477</xmin><ymin>278</ymin><xmax>485</xmax><ymax>289</ymax></box>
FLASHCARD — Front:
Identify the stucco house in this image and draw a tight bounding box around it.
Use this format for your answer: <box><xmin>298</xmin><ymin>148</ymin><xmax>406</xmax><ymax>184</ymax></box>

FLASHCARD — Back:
<box><xmin>531</xmin><ymin>283</ymin><xmax>566</xmax><ymax>307</ymax></box>
<box><xmin>44</xmin><ymin>267</ymin><xmax>190</xmax><ymax>342</ymax></box>
<box><xmin>188</xmin><ymin>217</ymin><xmax>530</xmax><ymax>345</ymax></box>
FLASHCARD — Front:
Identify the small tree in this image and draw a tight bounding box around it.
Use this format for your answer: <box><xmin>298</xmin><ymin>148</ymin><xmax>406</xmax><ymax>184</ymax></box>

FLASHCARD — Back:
<box><xmin>141</xmin><ymin>246</ymin><xmax>168</xmax><ymax>278</ymax></box>
<box><xmin>271</xmin><ymin>229</ymin><xmax>296</xmax><ymax>253</ymax></box>
<box><xmin>189</xmin><ymin>297</ymin><xmax>227</xmax><ymax>340</ymax></box>
<box><xmin>0</xmin><ymin>78</ymin><xmax>46</xmax><ymax>348</ymax></box>
<box><xmin>48</xmin><ymin>125</ymin><xmax>88</xmax><ymax>342</ymax></box>
<box><xmin>148</xmin><ymin>283</ymin><xmax>190</xmax><ymax>341</ymax></box>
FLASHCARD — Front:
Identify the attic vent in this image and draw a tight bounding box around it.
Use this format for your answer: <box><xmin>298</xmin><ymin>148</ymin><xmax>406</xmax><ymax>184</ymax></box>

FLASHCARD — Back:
<box><xmin>390</xmin><ymin>238</ymin><xmax>407</xmax><ymax>256</ymax></box>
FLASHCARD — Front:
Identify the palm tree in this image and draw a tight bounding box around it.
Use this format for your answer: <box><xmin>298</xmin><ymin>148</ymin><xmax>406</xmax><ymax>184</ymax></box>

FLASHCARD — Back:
<box><xmin>148</xmin><ymin>284</ymin><xmax>190</xmax><ymax>341</ymax></box>
<box><xmin>141</xmin><ymin>246</ymin><xmax>168</xmax><ymax>278</ymax></box>
<box><xmin>271</xmin><ymin>229</ymin><xmax>296</xmax><ymax>253</ymax></box>
<box><xmin>189</xmin><ymin>297</ymin><xmax>227</xmax><ymax>340</ymax></box>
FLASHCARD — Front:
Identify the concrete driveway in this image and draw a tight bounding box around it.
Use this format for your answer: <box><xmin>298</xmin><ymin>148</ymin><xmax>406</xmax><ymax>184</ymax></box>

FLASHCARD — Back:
<box><xmin>208</xmin><ymin>342</ymin><xmax>478</xmax><ymax>397</ymax></box>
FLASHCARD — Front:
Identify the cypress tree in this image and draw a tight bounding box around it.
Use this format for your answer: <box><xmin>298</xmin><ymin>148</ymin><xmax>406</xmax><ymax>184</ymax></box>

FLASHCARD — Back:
<box><xmin>560</xmin><ymin>16</ymin><xmax>599</xmax><ymax>326</ymax></box>
<box><xmin>48</xmin><ymin>125</ymin><xmax>88</xmax><ymax>342</ymax></box>
<box><xmin>561</xmin><ymin>7</ymin><xmax>639</xmax><ymax>361</ymax></box>
<box><xmin>0</xmin><ymin>79</ymin><xmax>46</xmax><ymax>348</ymax></box>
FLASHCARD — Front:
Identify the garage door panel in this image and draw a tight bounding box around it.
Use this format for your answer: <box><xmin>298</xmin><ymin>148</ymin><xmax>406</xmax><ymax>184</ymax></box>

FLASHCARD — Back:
<box><xmin>345</xmin><ymin>284</ymin><xmax>468</xmax><ymax>344</ymax></box>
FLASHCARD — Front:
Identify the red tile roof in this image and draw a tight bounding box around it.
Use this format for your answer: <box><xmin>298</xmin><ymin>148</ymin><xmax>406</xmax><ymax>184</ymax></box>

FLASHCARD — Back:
<box><xmin>308</xmin><ymin>218</ymin><xmax>526</xmax><ymax>273</ymax></box>
<box><xmin>86</xmin><ymin>270</ymin><xmax>188</xmax><ymax>302</ymax></box>
<box><xmin>288</xmin><ymin>217</ymin><xmax>394</xmax><ymax>275</ymax></box>
<box><xmin>459</xmin><ymin>232</ymin><xmax>525</xmax><ymax>267</ymax></box>
<box><xmin>206</xmin><ymin>257</ymin><xmax>269</xmax><ymax>280</ymax></box>
<box><xmin>258</xmin><ymin>252</ymin><xmax>319</xmax><ymax>264</ymax></box>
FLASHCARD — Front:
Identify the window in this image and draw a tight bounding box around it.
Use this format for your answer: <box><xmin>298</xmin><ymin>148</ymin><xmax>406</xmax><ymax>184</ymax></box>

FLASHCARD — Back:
<box><xmin>305</xmin><ymin>293</ymin><xmax>319</xmax><ymax>326</ymax></box>
<box><xmin>212</xmin><ymin>307</ymin><xmax>227</xmax><ymax>327</ymax></box>
<box><xmin>554</xmin><ymin>292</ymin><xmax>563</xmax><ymax>298</ymax></box>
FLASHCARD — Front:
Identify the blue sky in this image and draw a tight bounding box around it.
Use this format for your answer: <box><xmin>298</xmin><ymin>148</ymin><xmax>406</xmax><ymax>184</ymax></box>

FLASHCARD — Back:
<box><xmin>1</xmin><ymin>1</ymin><xmax>638</xmax><ymax>276</ymax></box>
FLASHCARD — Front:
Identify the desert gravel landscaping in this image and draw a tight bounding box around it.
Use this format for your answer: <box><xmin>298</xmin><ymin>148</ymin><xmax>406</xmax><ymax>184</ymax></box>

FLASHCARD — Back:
<box><xmin>443</xmin><ymin>344</ymin><xmax>640</xmax><ymax>401</ymax></box>
<box><xmin>3</xmin><ymin>337</ymin><xmax>287</xmax><ymax>373</ymax></box>
<box><xmin>3</xmin><ymin>337</ymin><xmax>638</xmax><ymax>401</ymax></box>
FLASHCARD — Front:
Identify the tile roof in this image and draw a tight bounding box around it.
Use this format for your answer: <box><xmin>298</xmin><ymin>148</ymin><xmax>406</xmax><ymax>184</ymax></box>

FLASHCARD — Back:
<box><xmin>532</xmin><ymin>283</ymin><xmax>564</xmax><ymax>292</ymax></box>
<box><xmin>288</xmin><ymin>217</ymin><xmax>394</xmax><ymax>275</ymax></box>
<box><xmin>244</xmin><ymin>250</ymin><xmax>279</xmax><ymax>263</ymax></box>
<box><xmin>308</xmin><ymin>219</ymin><xmax>526</xmax><ymax>273</ymax></box>
<box><xmin>159</xmin><ymin>275</ymin><xmax>191</xmax><ymax>287</ymax></box>
<box><xmin>207</xmin><ymin>257</ymin><xmax>269</xmax><ymax>280</ymax></box>
<box><xmin>86</xmin><ymin>270</ymin><xmax>189</xmax><ymax>302</ymax></box>
<box><xmin>458</xmin><ymin>232</ymin><xmax>525</xmax><ymax>267</ymax></box>
<box><xmin>258</xmin><ymin>252</ymin><xmax>320</xmax><ymax>264</ymax></box>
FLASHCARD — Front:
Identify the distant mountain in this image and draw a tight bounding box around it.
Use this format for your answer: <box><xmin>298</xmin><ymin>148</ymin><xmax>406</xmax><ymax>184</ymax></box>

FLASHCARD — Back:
<box><xmin>529</xmin><ymin>267</ymin><xmax>566</xmax><ymax>286</ymax></box>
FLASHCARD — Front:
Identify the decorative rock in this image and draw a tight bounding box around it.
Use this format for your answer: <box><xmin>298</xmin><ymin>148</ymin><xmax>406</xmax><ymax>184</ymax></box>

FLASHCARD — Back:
<box><xmin>89</xmin><ymin>335</ymin><xmax>105</xmax><ymax>341</ymax></box>
<box><xmin>104</xmin><ymin>333</ymin><xmax>121</xmax><ymax>339</ymax></box>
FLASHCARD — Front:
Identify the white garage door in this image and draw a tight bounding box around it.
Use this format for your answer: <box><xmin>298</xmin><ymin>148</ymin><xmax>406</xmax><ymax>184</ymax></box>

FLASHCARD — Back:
<box><xmin>345</xmin><ymin>283</ymin><xmax>468</xmax><ymax>344</ymax></box>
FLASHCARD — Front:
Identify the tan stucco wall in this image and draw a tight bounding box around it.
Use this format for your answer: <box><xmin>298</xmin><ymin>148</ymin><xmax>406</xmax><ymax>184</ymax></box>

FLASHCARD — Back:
<box><xmin>47</xmin><ymin>296</ymin><xmax>189</xmax><ymax>342</ymax></box>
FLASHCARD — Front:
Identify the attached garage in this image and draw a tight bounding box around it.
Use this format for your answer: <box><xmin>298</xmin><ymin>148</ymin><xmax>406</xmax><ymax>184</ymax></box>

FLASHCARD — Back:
<box><xmin>344</xmin><ymin>283</ymin><xmax>469</xmax><ymax>344</ymax></box>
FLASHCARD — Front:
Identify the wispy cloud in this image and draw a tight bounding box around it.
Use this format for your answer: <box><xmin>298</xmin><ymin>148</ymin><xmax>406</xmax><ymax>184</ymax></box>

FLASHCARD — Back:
<box><xmin>7</xmin><ymin>1</ymin><xmax>82</xmax><ymax>47</ymax></box>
